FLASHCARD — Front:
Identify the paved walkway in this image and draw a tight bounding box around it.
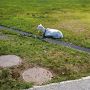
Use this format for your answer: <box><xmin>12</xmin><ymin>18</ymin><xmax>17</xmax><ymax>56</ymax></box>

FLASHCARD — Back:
<box><xmin>26</xmin><ymin>76</ymin><xmax>90</xmax><ymax>90</ymax></box>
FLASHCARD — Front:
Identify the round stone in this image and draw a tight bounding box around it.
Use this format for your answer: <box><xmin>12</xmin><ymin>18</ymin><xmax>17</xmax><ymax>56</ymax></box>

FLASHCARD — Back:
<box><xmin>22</xmin><ymin>67</ymin><xmax>53</xmax><ymax>85</ymax></box>
<box><xmin>0</xmin><ymin>55</ymin><xmax>22</xmax><ymax>67</ymax></box>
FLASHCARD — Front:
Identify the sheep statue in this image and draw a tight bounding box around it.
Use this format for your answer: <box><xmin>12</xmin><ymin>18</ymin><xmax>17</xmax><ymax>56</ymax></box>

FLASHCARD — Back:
<box><xmin>37</xmin><ymin>24</ymin><xmax>63</xmax><ymax>39</ymax></box>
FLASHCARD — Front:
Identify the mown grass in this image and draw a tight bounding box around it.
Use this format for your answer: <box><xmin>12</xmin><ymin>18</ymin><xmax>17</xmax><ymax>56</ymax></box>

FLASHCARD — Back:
<box><xmin>0</xmin><ymin>0</ymin><xmax>90</xmax><ymax>89</ymax></box>
<box><xmin>0</xmin><ymin>30</ymin><xmax>90</xmax><ymax>89</ymax></box>
<box><xmin>0</xmin><ymin>68</ymin><xmax>32</xmax><ymax>90</ymax></box>
<box><xmin>0</xmin><ymin>0</ymin><xmax>90</xmax><ymax>47</ymax></box>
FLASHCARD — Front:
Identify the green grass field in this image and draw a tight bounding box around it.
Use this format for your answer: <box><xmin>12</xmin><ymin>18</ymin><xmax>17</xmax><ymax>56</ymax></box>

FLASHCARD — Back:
<box><xmin>0</xmin><ymin>0</ymin><xmax>90</xmax><ymax>90</ymax></box>
<box><xmin>0</xmin><ymin>0</ymin><xmax>90</xmax><ymax>47</ymax></box>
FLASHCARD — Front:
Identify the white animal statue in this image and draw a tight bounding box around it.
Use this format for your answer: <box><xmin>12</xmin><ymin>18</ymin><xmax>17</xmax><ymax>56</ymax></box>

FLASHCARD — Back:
<box><xmin>37</xmin><ymin>24</ymin><xmax>63</xmax><ymax>39</ymax></box>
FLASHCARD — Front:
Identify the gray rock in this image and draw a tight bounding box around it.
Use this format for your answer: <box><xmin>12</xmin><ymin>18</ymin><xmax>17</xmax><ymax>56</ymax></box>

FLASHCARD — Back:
<box><xmin>22</xmin><ymin>67</ymin><xmax>53</xmax><ymax>85</ymax></box>
<box><xmin>0</xmin><ymin>55</ymin><xmax>22</xmax><ymax>67</ymax></box>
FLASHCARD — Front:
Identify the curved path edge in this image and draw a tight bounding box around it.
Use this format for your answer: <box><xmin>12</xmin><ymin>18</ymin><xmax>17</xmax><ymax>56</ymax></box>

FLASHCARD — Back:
<box><xmin>25</xmin><ymin>76</ymin><xmax>90</xmax><ymax>90</ymax></box>
<box><xmin>0</xmin><ymin>25</ymin><xmax>90</xmax><ymax>53</ymax></box>
<box><xmin>43</xmin><ymin>38</ymin><xmax>90</xmax><ymax>53</ymax></box>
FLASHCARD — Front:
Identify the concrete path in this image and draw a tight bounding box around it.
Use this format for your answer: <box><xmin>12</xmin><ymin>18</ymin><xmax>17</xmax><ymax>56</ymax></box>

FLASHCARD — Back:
<box><xmin>26</xmin><ymin>76</ymin><xmax>90</xmax><ymax>90</ymax></box>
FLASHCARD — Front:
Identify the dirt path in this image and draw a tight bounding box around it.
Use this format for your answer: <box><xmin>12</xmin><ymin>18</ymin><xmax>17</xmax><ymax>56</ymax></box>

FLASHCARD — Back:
<box><xmin>0</xmin><ymin>25</ymin><xmax>90</xmax><ymax>53</ymax></box>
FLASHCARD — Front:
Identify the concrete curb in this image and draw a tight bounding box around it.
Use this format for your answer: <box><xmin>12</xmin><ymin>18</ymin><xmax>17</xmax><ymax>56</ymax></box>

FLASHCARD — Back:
<box><xmin>25</xmin><ymin>76</ymin><xmax>90</xmax><ymax>90</ymax></box>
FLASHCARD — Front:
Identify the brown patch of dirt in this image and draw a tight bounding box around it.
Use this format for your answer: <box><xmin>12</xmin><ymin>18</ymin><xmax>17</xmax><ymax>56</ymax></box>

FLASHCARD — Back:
<box><xmin>60</xmin><ymin>20</ymin><xmax>89</xmax><ymax>33</ymax></box>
